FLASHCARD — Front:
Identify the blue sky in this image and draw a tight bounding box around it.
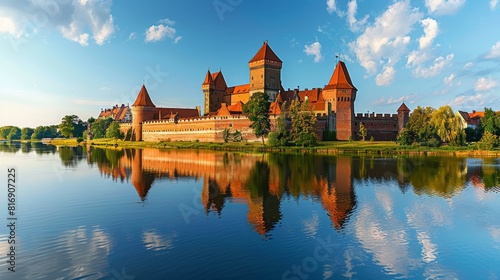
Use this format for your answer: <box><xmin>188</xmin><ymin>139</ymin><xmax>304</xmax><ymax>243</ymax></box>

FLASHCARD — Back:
<box><xmin>1</xmin><ymin>0</ymin><xmax>499</xmax><ymax>128</ymax></box>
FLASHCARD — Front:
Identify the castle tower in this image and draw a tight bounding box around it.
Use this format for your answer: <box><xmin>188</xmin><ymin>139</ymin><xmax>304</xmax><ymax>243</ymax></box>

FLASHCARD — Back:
<box><xmin>322</xmin><ymin>61</ymin><xmax>357</xmax><ymax>140</ymax></box>
<box><xmin>248</xmin><ymin>41</ymin><xmax>283</xmax><ymax>101</ymax></box>
<box><xmin>397</xmin><ymin>103</ymin><xmax>411</xmax><ymax>131</ymax></box>
<box><xmin>202</xmin><ymin>70</ymin><xmax>227</xmax><ymax>115</ymax></box>
<box><xmin>131</xmin><ymin>85</ymin><xmax>156</xmax><ymax>141</ymax></box>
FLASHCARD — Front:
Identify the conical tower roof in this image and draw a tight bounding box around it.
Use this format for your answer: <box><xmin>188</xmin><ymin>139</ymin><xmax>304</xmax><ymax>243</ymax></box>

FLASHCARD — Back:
<box><xmin>397</xmin><ymin>103</ymin><xmax>410</xmax><ymax>112</ymax></box>
<box><xmin>202</xmin><ymin>70</ymin><xmax>215</xmax><ymax>86</ymax></box>
<box><xmin>324</xmin><ymin>61</ymin><xmax>357</xmax><ymax>90</ymax></box>
<box><xmin>132</xmin><ymin>85</ymin><xmax>156</xmax><ymax>107</ymax></box>
<box><xmin>249</xmin><ymin>41</ymin><xmax>282</xmax><ymax>63</ymax></box>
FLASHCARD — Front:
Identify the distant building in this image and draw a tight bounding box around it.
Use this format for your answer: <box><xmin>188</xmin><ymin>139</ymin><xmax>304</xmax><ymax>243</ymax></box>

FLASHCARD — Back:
<box><xmin>98</xmin><ymin>104</ymin><xmax>132</xmax><ymax>122</ymax></box>
<box><xmin>458</xmin><ymin>110</ymin><xmax>484</xmax><ymax>129</ymax></box>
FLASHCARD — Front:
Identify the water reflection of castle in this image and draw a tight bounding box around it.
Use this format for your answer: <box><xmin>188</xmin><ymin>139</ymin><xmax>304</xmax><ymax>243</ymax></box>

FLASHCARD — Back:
<box><xmin>90</xmin><ymin>148</ymin><xmax>357</xmax><ymax>234</ymax></box>
<box><xmin>88</xmin><ymin>147</ymin><xmax>500</xmax><ymax>235</ymax></box>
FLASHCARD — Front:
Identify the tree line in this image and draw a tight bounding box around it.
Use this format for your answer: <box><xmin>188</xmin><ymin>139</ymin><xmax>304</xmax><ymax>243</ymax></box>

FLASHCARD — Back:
<box><xmin>397</xmin><ymin>106</ymin><xmax>500</xmax><ymax>149</ymax></box>
<box><xmin>243</xmin><ymin>92</ymin><xmax>319</xmax><ymax>147</ymax></box>
<box><xmin>0</xmin><ymin>115</ymin><xmax>123</xmax><ymax>141</ymax></box>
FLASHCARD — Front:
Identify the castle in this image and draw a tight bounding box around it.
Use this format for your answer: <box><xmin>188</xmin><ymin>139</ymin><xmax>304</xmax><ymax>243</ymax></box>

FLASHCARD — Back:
<box><xmin>122</xmin><ymin>42</ymin><xmax>410</xmax><ymax>142</ymax></box>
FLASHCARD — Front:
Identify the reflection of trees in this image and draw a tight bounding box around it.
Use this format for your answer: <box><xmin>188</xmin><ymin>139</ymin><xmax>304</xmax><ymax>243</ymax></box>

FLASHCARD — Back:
<box><xmin>89</xmin><ymin>147</ymin><xmax>125</xmax><ymax>168</ymax></box>
<box><xmin>21</xmin><ymin>142</ymin><xmax>31</xmax><ymax>153</ymax></box>
<box><xmin>0</xmin><ymin>142</ymin><xmax>20</xmax><ymax>153</ymax></box>
<box><xmin>58</xmin><ymin>146</ymin><xmax>85</xmax><ymax>167</ymax></box>
<box><xmin>399</xmin><ymin>157</ymin><xmax>467</xmax><ymax>197</ymax></box>
<box><xmin>33</xmin><ymin>142</ymin><xmax>57</xmax><ymax>155</ymax></box>
<box><xmin>467</xmin><ymin>158</ymin><xmax>500</xmax><ymax>191</ymax></box>
<box><xmin>246</xmin><ymin>160</ymin><xmax>282</xmax><ymax>234</ymax></box>
<box><xmin>268</xmin><ymin>154</ymin><xmax>317</xmax><ymax>198</ymax></box>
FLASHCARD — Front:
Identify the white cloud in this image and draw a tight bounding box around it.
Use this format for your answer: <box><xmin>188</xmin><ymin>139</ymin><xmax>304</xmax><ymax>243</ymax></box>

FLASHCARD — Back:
<box><xmin>60</xmin><ymin>0</ymin><xmax>114</xmax><ymax>46</ymax></box>
<box><xmin>347</xmin><ymin>0</ymin><xmax>369</xmax><ymax>32</ymax></box>
<box><xmin>443</xmin><ymin>73</ymin><xmax>455</xmax><ymax>86</ymax></box>
<box><xmin>474</xmin><ymin>77</ymin><xmax>497</xmax><ymax>91</ymax></box>
<box><xmin>349</xmin><ymin>0</ymin><xmax>423</xmax><ymax>84</ymax></box>
<box><xmin>464</xmin><ymin>62</ymin><xmax>473</xmax><ymax>69</ymax></box>
<box><xmin>304</xmin><ymin>41</ymin><xmax>323</xmax><ymax>62</ymax></box>
<box><xmin>145</xmin><ymin>24</ymin><xmax>177</xmax><ymax>43</ymax></box>
<box><xmin>327</xmin><ymin>0</ymin><xmax>344</xmax><ymax>16</ymax></box>
<box><xmin>484</xmin><ymin>41</ymin><xmax>500</xmax><ymax>59</ymax></box>
<box><xmin>0</xmin><ymin>0</ymin><xmax>115</xmax><ymax>46</ymax></box>
<box><xmin>0</xmin><ymin>16</ymin><xmax>19</xmax><ymax>36</ymax></box>
<box><xmin>407</xmin><ymin>50</ymin><xmax>431</xmax><ymax>68</ymax></box>
<box><xmin>449</xmin><ymin>93</ymin><xmax>486</xmax><ymax>106</ymax></box>
<box><xmin>128</xmin><ymin>32</ymin><xmax>136</xmax><ymax>40</ymax></box>
<box><xmin>425</xmin><ymin>0</ymin><xmax>465</xmax><ymax>15</ymax></box>
<box><xmin>159</xmin><ymin>18</ymin><xmax>175</xmax><ymax>25</ymax></box>
<box><xmin>414</xmin><ymin>53</ymin><xmax>454</xmax><ymax>78</ymax></box>
<box><xmin>419</xmin><ymin>18</ymin><xmax>439</xmax><ymax>49</ymax></box>
<box><xmin>174</xmin><ymin>36</ymin><xmax>182</xmax><ymax>44</ymax></box>
<box><xmin>490</xmin><ymin>0</ymin><xmax>498</xmax><ymax>10</ymax></box>
<box><xmin>376</xmin><ymin>65</ymin><xmax>396</xmax><ymax>86</ymax></box>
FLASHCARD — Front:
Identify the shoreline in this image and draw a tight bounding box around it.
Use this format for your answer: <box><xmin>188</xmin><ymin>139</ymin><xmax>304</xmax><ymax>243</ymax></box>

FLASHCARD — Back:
<box><xmin>37</xmin><ymin>138</ymin><xmax>500</xmax><ymax>157</ymax></box>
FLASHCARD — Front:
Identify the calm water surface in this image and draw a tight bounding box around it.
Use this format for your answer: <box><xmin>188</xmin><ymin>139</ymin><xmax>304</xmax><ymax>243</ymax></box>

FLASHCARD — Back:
<box><xmin>0</xmin><ymin>142</ymin><xmax>499</xmax><ymax>280</ymax></box>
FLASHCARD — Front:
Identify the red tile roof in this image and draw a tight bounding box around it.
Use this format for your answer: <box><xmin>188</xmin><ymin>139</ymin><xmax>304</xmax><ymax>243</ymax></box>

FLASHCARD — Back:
<box><xmin>157</xmin><ymin>108</ymin><xmax>199</xmax><ymax>119</ymax></box>
<box><xmin>212</xmin><ymin>71</ymin><xmax>227</xmax><ymax>89</ymax></box>
<box><xmin>216</xmin><ymin>103</ymin><xmax>231</xmax><ymax>116</ymax></box>
<box><xmin>132</xmin><ymin>85</ymin><xmax>156</xmax><ymax>107</ymax></box>
<box><xmin>297</xmin><ymin>88</ymin><xmax>322</xmax><ymax>103</ymax></box>
<box><xmin>228</xmin><ymin>101</ymin><xmax>244</xmax><ymax>114</ymax></box>
<box><xmin>249</xmin><ymin>42</ymin><xmax>282</xmax><ymax>63</ymax></box>
<box><xmin>269</xmin><ymin>102</ymin><xmax>281</xmax><ymax>115</ymax></box>
<box><xmin>470</xmin><ymin>111</ymin><xmax>485</xmax><ymax>119</ymax></box>
<box><xmin>324</xmin><ymin>61</ymin><xmax>357</xmax><ymax>90</ymax></box>
<box><xmin>98</xmin><ymin>104</ymin><xmax>130</xmax><ymax>121</ymax></box>
<box><xmin>225</xmin><ymin>84</ymin><xmax>250</xmax><ymax>95</ymax></box>
<box><xmin>202</xmin><ymin>70</ymin><xmax>214</xmax><ymax>86</ymax></box>
<box><xmin>397</xmin><ymin>103</ymin><xmax>410</xmax><ymax>112</ymax></box>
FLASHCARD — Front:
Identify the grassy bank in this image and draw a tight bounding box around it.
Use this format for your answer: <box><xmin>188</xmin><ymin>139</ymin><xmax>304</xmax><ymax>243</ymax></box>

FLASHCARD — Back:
<box><xmin>46</xmin><ymin>138</ymin><xmax>500</xmax><ymax>157</ymax></box>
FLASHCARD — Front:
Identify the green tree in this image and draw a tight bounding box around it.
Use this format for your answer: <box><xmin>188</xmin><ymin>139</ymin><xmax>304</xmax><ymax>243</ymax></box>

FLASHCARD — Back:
<box><xmin>269</xmin><ymin>102</ymin><xmax>289</xmax><ymax>146</ymax></box>
<box><xmin>59</xmin><ymin>115</ymin><xmax>75</xmax><ymax>138</ymax></box>
<box><xmin>0</xmin><ymin>126</ymin><xmax>15</xmax><ymax>139</ymax></box>
<box><xmin>21</xmin><ymin>127</ymin><xmax>34</xmax><ymax>140</ymax></box>
<box><xmin>476</xmin><ymin>131</ymin><xmax>499</xmax><ymax>150</ymax></box>
<box><xmin>396</xmin><ymin>129</ymin><xmax>415</xmax><ymax>145</ymax></box>
<box><xmin>358</xmin><ymin>122</ymin><xmax>367</xmax><ymax>141</ymax></box>
<box><xmin>105</xmin><ymin>121</ymin><xmax>123</xmax><ymax>138</ymax></box>
<box><xmin>91</xmin><ymin>118</ymin><xmax>114</xmax><ymax>139</ymax></box>
<box><xmin>406</xmin><ymin>106</ymin><xmax>436</xmax><ymax>144</ymax></box>
<box><xmin>243</xmin><ymin>92</ymin><xmax>271</xmax><ymax>145</ymax></box>
<box><xmin>289</xmin><ymin>99</ymin><xmax>318</xmax><ymax>147</ymax></box>
<box><xmin>58</xmin><ymin>115</ymin><xmax>85</xmax><ymax>138</ymax></box>
<box><xmin>31</xmin><ymin>125</ymin><xmax>58</xmax><ymax>140</ymax></box>
<box><xmin>6</xmin><ymin>127</ymin><xmax>21</xmax><ymax>140</ymax></box>
<box><xmin>481</xmin><ymin>108</ymin><xmax>500</xmax><ymax>136</ymax></box>
<box><xmin>430</xmin><ymin>106</ymin><xmax>465</xmax><ymax>146</ymax></box>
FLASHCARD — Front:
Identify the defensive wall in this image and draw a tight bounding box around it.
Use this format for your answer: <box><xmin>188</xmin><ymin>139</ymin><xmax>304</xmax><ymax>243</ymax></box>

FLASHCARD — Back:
<box><xmin>353</xmin><ymin>113</ymin><xmax>400</xmax><ymax>141</ymax></box>
<box><xmin>119</xmin><ymin>114</ymin><xmax>330</xmax><ymax>142</ymax></box>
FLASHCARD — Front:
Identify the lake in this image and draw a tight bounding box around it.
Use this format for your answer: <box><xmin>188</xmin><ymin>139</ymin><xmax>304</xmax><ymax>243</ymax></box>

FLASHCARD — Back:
<box><xmin>0</xmin><ymin>142</ymin><xmax>499</xmax><ymax>279</ymax></box>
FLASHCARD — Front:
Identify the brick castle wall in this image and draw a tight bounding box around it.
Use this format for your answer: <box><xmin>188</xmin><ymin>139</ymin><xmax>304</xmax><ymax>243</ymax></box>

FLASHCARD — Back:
<box><xmin>119</xmin><ymin>115</ymin><xmax>329</xmax><ymax>143</ymax></box>
<box><xmin>353</xmin><ymin>113</ymin><xmax>399</xmax><ymax>141</ymax></box>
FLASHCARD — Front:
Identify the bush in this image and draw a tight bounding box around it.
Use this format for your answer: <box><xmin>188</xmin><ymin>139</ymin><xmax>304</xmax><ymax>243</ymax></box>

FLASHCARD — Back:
<box><xmin>295</xmin><ymin>133</ymin><xmax>317</xmax><ymax>147</ymax></box>
<box><xmin>370</xmin><ymin>136</ymin><xmax>374</xmax><ymax>141</ymax></box>
<box><xmin>76</xmin><ymin>137</ymin><xmax>84</xmax><ymax>143</ymax></box>
<box><xmin>268</xmin><ymin>132</ymin><xmax>280</xmax><ymax>147</ymax></box>
<box><xmin>476</xmin><ymin>131</ymin><xmax>499</xmax><ymax>150</ymax></box>
<box><xmin>426</xmin><ymin>137</ymin><xmax>441</xmax><ymax>147</ymax></box>
<box><xmin>396</xmin><ymin>129</ymin><xmax>414</xmax><ymax>145</ymax></box>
